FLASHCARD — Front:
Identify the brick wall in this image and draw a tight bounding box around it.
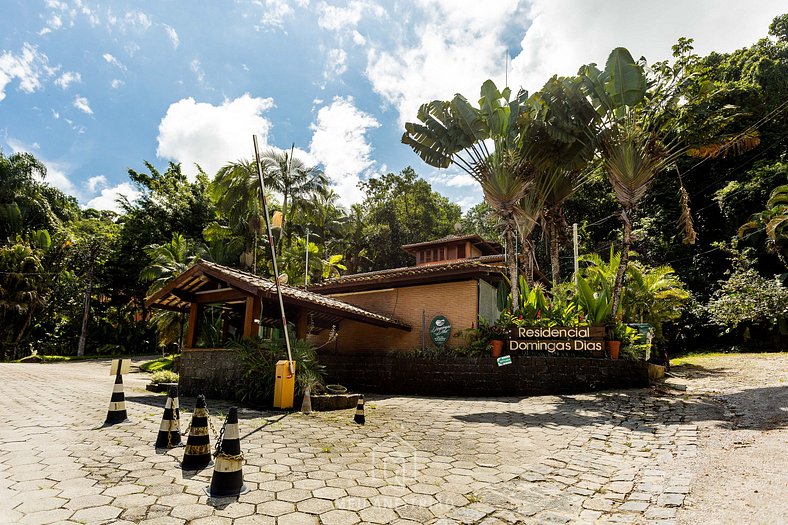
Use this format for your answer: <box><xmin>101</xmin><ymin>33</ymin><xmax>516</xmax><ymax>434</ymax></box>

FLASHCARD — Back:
<box><xmin>314</xmin><ymin>279</ymin><xmax>479</xmax><ymax>352</ymax></box>
<box><xmin>319</xmin><ymin>354</ymin><xmax>650</xmax><ymax>396</ymax></box>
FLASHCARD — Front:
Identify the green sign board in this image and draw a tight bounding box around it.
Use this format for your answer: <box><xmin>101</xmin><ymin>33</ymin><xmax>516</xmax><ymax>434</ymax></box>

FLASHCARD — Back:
<box><xmin>497</xmin><ymin>355</ymin><xmax>512</xmax><ymax>366</ymax></box>
<box><xmin>429</xmin><ymin>315</ymin><xmax>452</xmax><ymax>346</ymax></box>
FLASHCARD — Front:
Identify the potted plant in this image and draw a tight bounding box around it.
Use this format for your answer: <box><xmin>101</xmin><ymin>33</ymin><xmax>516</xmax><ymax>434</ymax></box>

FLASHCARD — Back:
<box><xmin>488</xmin><ymin>322</ymin><xmax>509</xmax><ymax>357</ymax></box>
<box><xmin>607</xmin><ymin>321</ymin><xmax>637</xmax><ymax>359</ymax></box>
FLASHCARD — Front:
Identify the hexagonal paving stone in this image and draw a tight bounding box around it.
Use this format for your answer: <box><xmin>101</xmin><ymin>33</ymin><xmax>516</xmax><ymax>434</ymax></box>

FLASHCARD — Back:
<box><xmin>313</xmin><ymin>486</ymin><xmax>348</xmax><ymax>500</ymax></box>
<box><xmin>256</xmin><ymin>500</ymin><xmax>296</xmax><ymax>517</ymax></box>
<box><xmin>14</xmin><ymin>496</ymin><xmax>67</xmax><ymax>513</ymax></box>
<box><xmin>70</xmin><ymin>505</ymin><xmax>123</xmax><ymax>523</ymax></box>
<box><xmin>319</xmin><ymin>509</ymin><xmax>361</xmax><ymax>525</ymax></box>
<box><xmin>170</xmin><ymin>503</ymin><xmax>214</xmax><ymax>520</ymax></box>
<box><xmin>360</xmin><ymin>506</ymin><xmax>400</xmax><ymax>524</ymax></box>
<box><xmin>214</xmin><ymin>502</ymin><xmax>255</xmax><ymax>518</ymax></box>
<box><xmin>277</xmin><ymin>511</ymin><xmax>320</xmax><ymax>525</ymax></box>
<box><xmin>276</xmin><ymin>488</ymin><xmax>313</xmax><ymax>502</ymax></box>
<box><xmin>234</xmin><ymin>515</ymin><xmax>276</xmax><ymax>525</ymax></box>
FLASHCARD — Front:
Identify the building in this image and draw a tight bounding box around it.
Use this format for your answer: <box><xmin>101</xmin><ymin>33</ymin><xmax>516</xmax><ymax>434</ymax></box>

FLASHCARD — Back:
<box><xmin>307</xmin><ymin>234</ymin><xmax>506</xmax><ymax>352</ymax></box>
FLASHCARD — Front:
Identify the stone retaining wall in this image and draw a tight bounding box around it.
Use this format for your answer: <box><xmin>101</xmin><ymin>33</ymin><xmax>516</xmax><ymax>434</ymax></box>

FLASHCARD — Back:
<box><xmin>319</xmin><ymin>353</ymin><xmax>650</xmax><ymax>396</ymax></box>
<box><xmin>179</xmin><ymin>349</ymin><xmax>245</xmax><ymax>399</ymax></box>
<box><xmin>179</xmin><ymin>349</ymin><xmax>651</xmax><ymax>400</ymax></box>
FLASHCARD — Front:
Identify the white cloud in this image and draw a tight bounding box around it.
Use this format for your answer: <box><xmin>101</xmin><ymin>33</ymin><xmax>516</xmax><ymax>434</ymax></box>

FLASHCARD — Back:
<box><xmin>430</xmin><ymin>172</ymin><xmax>479</xmax><ymax>188</ymax></box>
<box><xmin>55</xmin><ymin>71</ymin><xmax>81</xmax><ymax>89</ymax></box>
<box><xmin>123</xmin><ymin>10</ymin><xmax>152</xmax><ymax>31</ymax></box>
<box><xmin>317</xmin><ymin>0</ymin><xmax>384</xmax><ymax>32</ymax></box>
<box><xmin>0</xmin><ymin>43</ymin><xmax>55</xmax><ymax>102</ymax></box>
<box><xmin>190</xmin><ymin>59</ymin><xmax>205</xmax><ymax>84</ymax></box>
<box><xmin>86</xmin><ymin>182</ymin><xmax>141</xmax><ymax>213</ymax></box>
<box><xmin>110</xmin><ymin>78</ymin><xmax>124</xmax><ymax>89</ymax></box>
<box><xmin>6</xmin><ymin>137</ymin><xmax>77</xmax><ymax>196</ymax></box>
<box><xmin>258</xmin><ymin>0</ymin><xmax>295</xmax><ymax>29</ymax></box>
<box><xmin>308</xmin><ymin>96</ymin><xmax>380</xmax><ymax>205</ymax></box>
<box><xmin>324</xmin><ymin>48</ymin><xmax>347</xmax><ymax>79</ymax></box>
<box><xmin>102</xmin><ymin>53</ymin><xmax>126</xmax><ymax>71</ymax></box>
<box><xmin>365</xmin><ymin>0</ymin><xmax>518</xmax><ymax>127</ymax></box>
<box><xmin>163</xmin><ymin>24</ymin><xmax>179</xmax><ymax>48</ymax></box>
<box><xmin>509</xmin><ymin>0</ymin><xmax>788</xmax><ymax>94</ymax></box>
<box><xmin>73</xmin><ymin>95</ymin><xmax>93</xmax><ymax>115</ymax></box>
<box><xmin>365</xmin><ymin>0</ymin><xmax>785</xmax><ymax>130</ymax></box>
<box><xmin>86</xmin><ymin>175</ymin><xmax>108</xmax><ymax>193</ymax></box>
<box><xmin>454</xmin><ymin>195</ymin><xmax>480</xmax><ymax>212</ymax></box>
<box><xmin>156</xmin><ymin>94</ymin><xmax>275</xmax><ymax>179</ymax></box>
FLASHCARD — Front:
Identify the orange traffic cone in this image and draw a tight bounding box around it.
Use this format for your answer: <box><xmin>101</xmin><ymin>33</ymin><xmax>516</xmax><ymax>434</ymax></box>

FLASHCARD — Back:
<box><xmin>104</xmin><ymin>371</ymin><xmax>128</xmax><ymax>425</ymax></box>
<box><xmin>155</xmin><ymin>387</ymin><xmax>181</xmax><ymax>448</ymax></box>
<box><xmin>207</xmin><ymin>407</ymin><xmax>248</xmax><ymax>497</ymax></box>
<box><xmin>182</xmin><ymin>395</ymin><xmax>212</xmax><ymax>470</ymax></box>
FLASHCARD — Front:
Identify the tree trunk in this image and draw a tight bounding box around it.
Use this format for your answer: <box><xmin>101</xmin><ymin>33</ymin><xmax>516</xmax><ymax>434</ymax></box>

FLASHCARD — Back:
<box><xmin>77</xmin><ymin>261</ymin><xmax>94</xmax><ymax>357</ymax></box>
<box><xmin>505</xmin><ymin>226</ymin><xmax>519</xmax><ymax>311</ymax></box>
<box><xmin>521</xmin><ymin>241</ymin><xmax>534</xmax><ymax>287</ymax></box>
<box><xmin>550</xmin><ymin>221</ymin><xmax>561</xmax><ymax>285</ymax></box>
<box><xmin>611</xmin><ymin>211</ymin><xmax>631</xmax><ymax>319</ymax></box>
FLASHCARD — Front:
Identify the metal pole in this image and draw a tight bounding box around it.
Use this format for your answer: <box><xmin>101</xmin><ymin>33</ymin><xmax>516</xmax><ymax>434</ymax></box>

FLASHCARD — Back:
<box><xmin>304</xmin><ymin>228</ymin><xmax>310</xmax><ymax>288</ymax></box>
<box><xmin>252</xmin><ymin>135</ymin><xmax>294</xmax><ymax>373</ymax></box>
<box><xmin>573</xmin><ymin>223</ymin><xmax>579</xmax><ymax>285</ymax></box>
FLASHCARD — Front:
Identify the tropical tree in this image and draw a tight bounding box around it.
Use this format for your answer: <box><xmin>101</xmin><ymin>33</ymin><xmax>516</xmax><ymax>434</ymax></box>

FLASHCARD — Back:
<box><xmin>403</xmin><ymin>80</ymin><xmax>537</xmax><ymax>307</ymax></box>
<box><xmin>624</xmin><ymin>262</ymin><xmax>689</xmax><ymax>341</ymax></box>
<box><xmin>258</xmin><ymin>148</ymin><xmax>328</xmax><ymax>249</ymax></box>
<box><xmin>528</xmin><ymin>76</ymin><xmax>599</xmax><ymax>283</ymax></box>
<box><xmin>739</xmin><ymin>183</ymin><xmax>788</xmax><ymax>266</ymax></box>
<box><xmin>577</xmin><ymin>44</ymin><xmax>756</xmax><ymax>316</ymax></box>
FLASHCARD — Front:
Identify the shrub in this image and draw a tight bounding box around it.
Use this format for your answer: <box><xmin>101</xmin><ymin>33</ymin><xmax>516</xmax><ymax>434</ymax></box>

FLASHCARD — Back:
<box><xmin>140</xmin><ymin>355</ymin><xmax>178</xmax><ymax>372</ymax></box>
<box><xmin>150</xmin><ymin>370</ymin><xmax>179</xmax><ymax>384</ymax></box>
<box><xmin>231</xmin><ymin>332</ymin><xmax>325</xmax><ymax>406</ymax></box>
<box><xmin>705</xmin><ymin>266</ymin><xmax>788</xmax><ymax>334</ymax></box>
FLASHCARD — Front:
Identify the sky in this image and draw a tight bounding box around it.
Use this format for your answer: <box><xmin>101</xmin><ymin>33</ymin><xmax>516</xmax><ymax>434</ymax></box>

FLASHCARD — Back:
<box><xmin>1</xmin><ymin>1</ymin><xmax>785</xmax><ymax>214</ymax></box>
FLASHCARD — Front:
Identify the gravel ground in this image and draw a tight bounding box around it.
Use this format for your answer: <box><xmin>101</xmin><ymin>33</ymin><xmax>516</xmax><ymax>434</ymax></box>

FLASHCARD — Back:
<box><xmin>665</xmin><ymin>353</ymin><xmax>788</xmax><ymax>525</ymax></box>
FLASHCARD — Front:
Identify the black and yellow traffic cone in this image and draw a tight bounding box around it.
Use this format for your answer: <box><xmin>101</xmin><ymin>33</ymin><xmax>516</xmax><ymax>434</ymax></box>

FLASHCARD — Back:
<box><xmin>182</xmin><ymin>395</ymin><xmax>212</xmax><ymax>470</ymax></box>
<box><xmin>353</xmin><ymin>395</ymin><xmax>365</xmax><ymax>425</ymax></box>
<box><xmin>155</xmin><ymin>386</ymin><xmax>181</xmax><ymax>448</ymax></box>
<box><xmin>104</xmin><ymin>371</ymin><xmax>128</xmax><ymax>425</ymax></box>
<box><xmin>207</xmin><ymin>407</ymin><xmax>248</xmax><ymax>497</ymax></box>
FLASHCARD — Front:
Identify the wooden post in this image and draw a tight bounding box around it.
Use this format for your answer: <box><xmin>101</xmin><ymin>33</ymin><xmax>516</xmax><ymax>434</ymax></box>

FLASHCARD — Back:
<box><xmin>295</xmin><ymin>309</ymin><xmax>309</xmax><ymax>340</ymax></box>
<box><xmin>243</xmin><ymin>295</ymin><xmax>256</xmax><ymax>337</ymax></box>
<box><xmin>186</xmin><ymin>303</ymin><xmax>199</xmax><ymax>348</ymax></box>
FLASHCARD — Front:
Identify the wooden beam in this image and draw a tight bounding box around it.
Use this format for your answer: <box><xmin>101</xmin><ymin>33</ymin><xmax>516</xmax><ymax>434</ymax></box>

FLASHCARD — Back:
<box><xmin>193</xmin><ymin>288</ymin><xmax>249</xmax><ymax>304</ymax></box>
<box><xmin>186</xmin><ymin>302</ymin><xmax>200</xmax><ymax>348</ymax></box>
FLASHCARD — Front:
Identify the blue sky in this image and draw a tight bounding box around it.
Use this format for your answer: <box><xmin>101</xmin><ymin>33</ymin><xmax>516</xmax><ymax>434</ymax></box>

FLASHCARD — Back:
<box><xmin>1</xmin><ymin>1</ymin><xmax>785</xmax><ymax>213</ymax></box>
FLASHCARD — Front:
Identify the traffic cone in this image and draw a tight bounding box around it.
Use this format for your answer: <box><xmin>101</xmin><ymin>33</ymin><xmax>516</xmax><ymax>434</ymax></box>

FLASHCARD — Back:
<box><xmin>353</xmin><ymin>395</ymin><xmax>365</xmax><ymax>425</ymax></box>
<box><xmin>182</xmin><ymin>395</ymin><xmax>213</xmax><ymax>470</ymax></box>
<box><xmin>155</xmin><ymin>386</ymin><xmax>181</xmax><ymax>448</ymax></box>
<box><xmin>104</xmin><ymin>371</ymin><xmax>128</xmax><ymax>425</ymax></box>
<box><xmin>301</xmin><ymin>387</ymin><xmax>312</xmax><ymax>415</ymax></box>
<box><xmin>207</xmin><ymin>407</ymin><xmax>248</xmax><ymax>497</ymax></box>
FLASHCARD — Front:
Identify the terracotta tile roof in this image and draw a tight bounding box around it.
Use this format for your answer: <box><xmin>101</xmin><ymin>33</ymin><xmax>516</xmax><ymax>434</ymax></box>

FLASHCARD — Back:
<box><xmin>400</xmin><ymin>233</ymin><xmax>502</xmax><ymax>255</ymax></box>
<box><xmin>145</xmin><ymin>261</ymin><xmax>410</xmax><ymax>330</ymax></box>
<box><xmin>308</xmin><ymin>258</ymin><xmax>505</xmax><ymax>293</ymax></box>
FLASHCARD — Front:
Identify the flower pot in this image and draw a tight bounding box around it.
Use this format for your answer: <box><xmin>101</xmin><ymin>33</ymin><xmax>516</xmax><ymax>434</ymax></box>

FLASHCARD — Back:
<box><xmin>606</xmin><ymin>340</ymin><xmax>621</xmax><ymax>359</ymax></box>
<box><xmin>490</xmin><ymin>339</ymin><xmax>504</xmax><ymax>357</ymax></box>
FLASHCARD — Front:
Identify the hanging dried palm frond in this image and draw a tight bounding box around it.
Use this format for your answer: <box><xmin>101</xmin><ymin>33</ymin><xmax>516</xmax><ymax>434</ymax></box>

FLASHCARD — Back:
<box><xmin>677</xmin><ymin>172</ymin><xmax>696</xmax><ymax>245</ymax></box>
<box><xmin>686</xmin><ymin>132</ymin><xmax>760</xmax><ymax>159</ymax></box>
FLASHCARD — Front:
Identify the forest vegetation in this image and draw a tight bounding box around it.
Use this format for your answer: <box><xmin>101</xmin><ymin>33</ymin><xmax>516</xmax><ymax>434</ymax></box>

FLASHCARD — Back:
<box><xmin>1</xmin><ymin>15</ymin><xmax>787</xmax><ymax>361</ymax></box>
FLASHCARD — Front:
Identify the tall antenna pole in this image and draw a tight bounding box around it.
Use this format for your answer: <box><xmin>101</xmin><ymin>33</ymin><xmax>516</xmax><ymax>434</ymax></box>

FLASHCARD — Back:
<box><xmin>253</xmin><ymin>135</ymin><xmax>294</xmax><ymax>373</ymax></box>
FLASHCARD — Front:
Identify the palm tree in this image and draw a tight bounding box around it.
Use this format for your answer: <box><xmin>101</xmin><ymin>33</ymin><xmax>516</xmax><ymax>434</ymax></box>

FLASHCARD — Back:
<box><xmin>140</xmin><ymin>233</ymin><xmax>202</xmax><ymax>351</ymax></box>
<box><xmin>403</xmin><ymin>80</ymin><xmax>536</xmax><ymax>308</ymax></box>
<box><xmin>578</xmin><ymin>46</ymin><xmax>757</xmax><ymax>316</ymax></box>
<box><xmin>259</xmin><ymin>148</ymin><xmax>328</xmax><ymax>249</ymax></box>
<box><xmin>625</xmin><ymin>262</ymin><xmax>689</xmax><ymax>341</ymax></box>
<box><xmin>739</xmin><ymin>184</ymin><xmax>788</xmax><ymax>266</ymax></box>
<box><xmin>211</xmin><ymin>159</ymin><xmax>278</xmax><ymax>272</ymax></box>
<box><xmin>528</xmin><ymin>76</ymin><xmax>598</xmax><ymax>284</ymax></box>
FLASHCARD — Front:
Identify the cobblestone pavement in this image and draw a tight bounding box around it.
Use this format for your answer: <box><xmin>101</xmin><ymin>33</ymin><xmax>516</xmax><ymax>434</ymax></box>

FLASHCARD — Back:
<box><xmin>0</xmin><ymin>355</ymin><xmax>784</xmax><ymax>525</ymax></box>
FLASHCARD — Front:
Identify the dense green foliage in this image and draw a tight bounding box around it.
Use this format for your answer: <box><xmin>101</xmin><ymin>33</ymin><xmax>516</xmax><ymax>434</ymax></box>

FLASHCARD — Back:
<box><xmin>2</xmin><ymin>15</ymin><xmax>787</xmax><ymax>360</ymax></box>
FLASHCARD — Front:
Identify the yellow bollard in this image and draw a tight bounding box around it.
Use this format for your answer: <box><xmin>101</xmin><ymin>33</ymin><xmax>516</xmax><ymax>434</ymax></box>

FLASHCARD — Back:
<box><xmin>273</xmin><ymin>360</ymin><xmax>296</xmax><ymax>409</ymax></box>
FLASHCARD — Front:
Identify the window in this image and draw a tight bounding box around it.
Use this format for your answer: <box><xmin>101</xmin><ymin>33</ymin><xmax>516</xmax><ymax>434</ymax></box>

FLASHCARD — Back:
<box><xmin>457</xmin><ymin>244</ymin><xmax>466</xmax><ymax>258</ymax></box>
